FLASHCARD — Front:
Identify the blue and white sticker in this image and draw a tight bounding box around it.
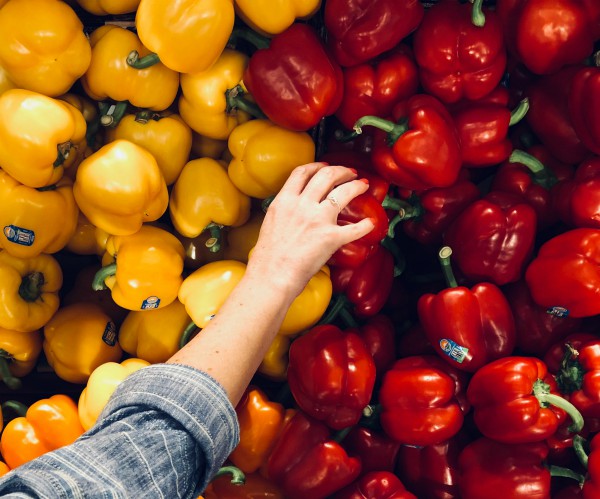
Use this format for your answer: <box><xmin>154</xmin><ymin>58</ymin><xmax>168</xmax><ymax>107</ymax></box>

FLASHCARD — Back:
<box><xmin>3</xmin><ymin>225</ymin><xmax>35</xmax><ymax>246</ymax></box>
<box><xmin>439</xmin><ymin>338</ymin><xmax>469</xmax><ymax>364</ymax></box>
<box><xmin>141</xmin><ymin>296</ymin><xmax>160</xmax><ymax>310</ymax></box>
<box><xmin>547</xmin><ymin>306</ymin><xmax>569</xmax><ymax>318</ymax></box>
<box><xmin>102</xmin><ymin>321</ymin><xmax>118</xmax><ymax>346</ymax></box>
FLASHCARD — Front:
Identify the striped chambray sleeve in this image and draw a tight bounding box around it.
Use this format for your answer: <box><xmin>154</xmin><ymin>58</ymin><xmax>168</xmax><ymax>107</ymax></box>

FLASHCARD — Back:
<box><xmin>0</xmin><ymin>363</ymin><xmax>240</xmax><ymax>499</ymax></box>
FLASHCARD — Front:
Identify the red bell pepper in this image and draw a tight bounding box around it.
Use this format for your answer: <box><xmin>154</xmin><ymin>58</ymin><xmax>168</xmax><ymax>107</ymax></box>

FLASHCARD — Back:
<box><xmin>395</xmin><ymin>429</ymin><xmax>472</xmax><ymax>499</ymax></box>
<box><xmin>443</xmin><ymin>190</ymin><xmax>537</xmax><ymax>286</ymax></box>
<box><xmin>417</xmin><ymin>246</ymin><xmax>517</xmax><ymax>373</ymax></box>
<box><xmin>379</xmin><ymin>355</ymin><xmax>470</xmax><ymax>446</ymax></box>
<box><xmin>412</xmin><ymin>0</ymin><xmax>506</xmax><ymax>104</ymax></box>
<box><xmin>525</xmin><ymin>65</ymin><xmax>589</xmax><ymax>164</ymax></box>
<box><xmin>354</xmin><ymin>94</ymin><xmax>462</xmax><ymax>191</ymax></box>
<box><xmin>346</xmin><ymin>314</ymin><xmax>396</xmax><ymax>376</ymax></box>
<box><xmin>466</xmin><ymin>356</ymin><xmax>583</xmax><ymax>443</ymax></box>
<box><xmin>525</xmin><ymin>228</ymin><xmax>600</xmax><ymax>318</ymax></box>
<box><xmin>335</xmin><ymin>46</ymin><xmax>419</xmax><ymax>131</ymax></box>
<box><xmin>266</xmin><ymin>410</ymin><xmax>361</xmax><ymax>499</ymax></box>
<box><xmin>243</xmin><ymin>23</ymin><xmax>343</xmax><ymax>132</ymax></box>
<box><xmin>569</xmin><ymin>66</ymin><xmax>600</xmax><ymax>156</ymax></box>
<box><xmin>583</xmin><ymin>432</ymin><xmax>600</xmax><ymax>498</ymax></box>
<box><xmin>287</xmin><ymin>324</ymin><xmax>376</xmax><ymax>430</ymax></box>
<box><xmin>323</xmin><ymin>0</ymin><xmax>424</xmax><ymax>68</ymax></box>
<box><xmin>496</xmin><ymin>0</ymin><xmax>594</xmax><ymax>75</ymax></box>
<box><xmin>503</xmin><ymin>280</ymin><xmax>582</xmax><ymax>357</ymax></box>
<box><xmin>341</xmin><ymin>426</ymin><xmax>401</xmax><ymax>476</ymax></box>
<box><xmin>555</xmin><ymin>485</ymin><xmax>584</xmax><ymax>499</ymax></box>
<box><xmin>333</xmin><ymin>471</ymin><xmax>417</xmax><ymax>499</ymax></box>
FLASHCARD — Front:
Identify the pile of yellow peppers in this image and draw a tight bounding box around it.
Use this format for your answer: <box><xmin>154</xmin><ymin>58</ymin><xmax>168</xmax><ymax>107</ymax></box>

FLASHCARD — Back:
<box><xmin>0</xmin><ymin>0</ymin><xmax>324</xmax><ymax>487</ymax></box>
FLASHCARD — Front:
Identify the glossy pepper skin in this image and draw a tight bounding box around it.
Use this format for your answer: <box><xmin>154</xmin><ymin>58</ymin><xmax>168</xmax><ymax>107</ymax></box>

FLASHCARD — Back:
<box><xmin>76</xmin><ymin>0</ymin><xmax>140</xmax><ymax>16</ymax></box>
<box><xmin>362</xmin><ymin>94</ymin><xmax>462</xmax><ymax>191</ymax></box>
<box><xmin>234</xmin><ymin>0</ymin><xmax>321</xmax><ymax>36</ymax></box>
<box><xmin>135</xmin><ymin>0</ymin><xmax>234</xmax><ymax>75</ymax></box>
<box><xmin>413</xmin><ymin>0</ymin><xmax>506</xmax><ymax>104</ymax></box>
<box><xmin>525</xmin><ymin>228</ymin><xmax>600</xmax><ymax>318</ymax></box>
<box><xmin>497</xmin><ymin>0</ymin><xmax>594</xmax><ymax>75</ymax></box>
<box><xmin>0</xmin><ymin>0</ymin><xmax>91</xmax><ymax>97</ymax></box>
<box><xmin>204</xmin><ymin>472</ymin><xmax>285</xmax><ymax>499</ymax></box>
<box><xmin>342</xmin><ymin>427</ymin><xmax>401</xmax><ymax>475</ymax></box>
<box><xmin>0</xmin><ymin>329</ymin><xmax>43</xmax><ymax>390</ymax></box>
<box><xmin>78</xmin><ymin>358</ymin><xmax>149</xmax><ymax>430</ymax></box>
<box><xmin>457</xmin><ymin>437</ymin><xmax>551</xmax><ymax>499</ymax></box>
<box><xmin>227</xmin><ymin>119</ymin><xmax>316</xmax><ymax>199</ymax></box>
<box><xmin>169</xmin><ymin>158</ymin><xmax>251</xmax><ymax>239</ymax></box>
<box><xmin>443</xmin><ymin>191</ymin><xmax>537</xmax><ymax>286</ymax></box>
<box><xmin>333</xmin><ymin>471</ymin><xmax>417</xmax><ymax>499</ymax></box>
<box><xmin>569</xmin><ymin>67</ymin><xmax>600</xmax><ymax>156</ymax></box>
<box><xmin>379</xmin><ymin>355</ymin><xmax>470</xmax><ymax>446</ymax></box>
<box><xmin>287</xmin><ymin>324</ymin><xmax>376</xmax><ymax>430</ymax></box>
<box><xmin>0</xmin><ymin>171</ymin><xmax>78</xmax><ymax>259</ymax></box>
<box><xmin>43</xmin><ymin>302</ymin><xmax>123</xmax><ymax>384</ymax></box>
<box><xmin>346</xmin><ymin>314</ymin><xmax>396</xmax><ymax>376</ymax></box>
<box><xmin>178</xmin><ymin>49</ymin><xmax>251</xmax><ymax>141</ymax></box>
<box><xmin>0</xmin><ymin>89</ymin><xmax>87</xmax><ymax>188</ymax></box>
<box><xmin>324</xmin><ymin>0</ymin><xmax>424</xmax><ymax>68</ymax></box>
<box><xmin>258</xmin><ymin>333</ymin><xmax>291</xmax><ymax>381</ymax></box>
<box><xmin>0</xmin><ymin>395</ymin><xmax>85</xmax><ymax>469</ymax></box>
<box><xmin>584</xmin><ymin>433</ymin><xmax>600</xmax><ymax>498</ymax></box>
<box><xmin>0</xmin><ymin>251</ymin><xmax>62</xmax><ymax>333</ymax></box>
<box><xmin>97</xmin><ymin>225</ymin><xmax>185</xmax><ymax>311</ymax></box>
<box><xmin>266</xmin><ymin>410</ymin><xmax>362</xmax><ymax>499</ymax></box>
<box><xmin>467</xmin><ymin>356</ymin><xmax>575</xmax><ymax>443</ymax></box>
<box><xmin>105</xmin><ymin>111</ymin><xmax>192</xmax><ymax>186</ymax></box>
<box><xmin>243</xmin><ymin>23</ymin><xmax>343</xmax><ymax>132</ymax></box>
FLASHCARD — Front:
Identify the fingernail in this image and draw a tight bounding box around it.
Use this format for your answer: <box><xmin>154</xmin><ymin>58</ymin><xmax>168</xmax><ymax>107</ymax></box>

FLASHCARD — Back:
<box><xmin>348</xmin><ymin>167</ymin><xmax>358</xmax><ymax>175</ymax></box>
<box><xmin>359</xmin><ymin>178</ymin><xmax>369</xmax><ymax>184</ymax></box>
<box><xmin>320</xmin><ymin>161</ymin><xmax>330</xmax><ymax>166</ymax></box>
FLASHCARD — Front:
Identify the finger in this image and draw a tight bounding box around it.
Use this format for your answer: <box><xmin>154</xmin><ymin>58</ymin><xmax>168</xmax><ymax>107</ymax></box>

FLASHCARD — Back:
<box><xmin>322</xmin><ymin>178</ymin><xmax>370</xmax><ymax>215</ymax></box>
<box><xmin>302</xmin><ymin>165</ymin><xmax>358</xmax><ymax>201</ymax></box>
<box><xmin>279</xmin><ymin>162</ymin><xmax>327</xmax><ymax>196</ymax></box>
<box><xmin>336</xmin><ymin>218</ymin><xmax>376</xmax><ymax>245</ymax></box>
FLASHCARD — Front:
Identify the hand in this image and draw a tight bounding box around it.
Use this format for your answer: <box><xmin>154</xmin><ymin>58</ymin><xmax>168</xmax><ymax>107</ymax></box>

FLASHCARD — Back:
<box><xmin>247</xmin><ymin>162</ymin><xmax>375</xmax><ymax>297</ymax></box>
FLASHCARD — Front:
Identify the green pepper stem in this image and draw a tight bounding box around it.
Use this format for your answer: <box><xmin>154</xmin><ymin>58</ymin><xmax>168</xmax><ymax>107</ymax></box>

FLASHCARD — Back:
<box><xmin>204</xmin><ymin>223</ymin><xmax>224</xmax><ymax>253</ymax></box>
<box><xmin>509</xmin><ymin>149</ymin><xmax>557</xmax><ymax>189</ymax></box>
<box><xmin>179</xmin><ymin>321</ymin><xmax>199</xmax><ymax>350</ymax></box>
<box><xmin>438</xmin><ymin>246</ymin><xmax>458</xmax><ymax>288</ymax></box>
<box><xmin>228</xmin><ymin>28</ymin><xmax>271</xmax><ymax>50</ymax></box>
<box><xmin>548</xmin><ymin>464</ymin><xmax>585</xmax><ymax>485</ymax></box>
<box><xmin>352</xmin><ymin>116</ymin><xmax>409</xmax><ymax>144</ymax></box>
<box><xmin>54</xmin><ymin>142</ymin><xmax>72</xmax><ymax>167</ymax></box>
<box><xmin>471</xmin><ymin>0</ymin><xmax>486</xmax><ymax>27</ymax></box>
<box><xmin>557</xmin><ymin>343</ymin><xmax>585</xmax><ymax>394</ymax></box>
<box><xmin>381</xmin><ymin>236</ymin><xmax>406</xmax><ymax>277</ymax></box>
<box><xmin>2</xmin><ymin>400</ymin><xmax>28</xmax><ymax>417</ymax></box>
<box><xmin>573</xmin><ymin>434</ymin><xmax>589</xmax><ymax>470</ymax></box>
<box><xmin>332</xmin><ymin>426</ymin><xmax>353</xmax><ymax>443</ymax></box>
<box><xmin>99</xmin><ymin>101</ymin><xmax>128</xmax><ymax>128</ymax></box>
<box><xmin>261</xmin><ymin>196</ymin><xmax>275</xmax><ymax>212</ymax></box>
<box><xmin>509</xmin><ymin>98</ymin><xmax>530</xmax><ymax>126</ymax></box>
<box><xmin>318</xmin><ymin>294</ymin><xmax>350</xmax><ymax>326</ymax></box>
<box><xmin>134</xmin><ymin>110</ymin><xmax>160</xmax><ymax>124</ymax></box>
<box><xmin>126</xmin><ymin>50</ymin><xmax>161</xmax><ymax>69</ymax></box>
<box><xmin>19</xmin><ymin>272</ymin><xmax>45</xmax><ymax>302</ymax></box>
<box><xmin>0</xmin><ymin>354</ymin><xmax>21</xmax><ymax>390</ymax></box>
<box><xmin>225</xmin><ymin>85</ymin><xmax>266</xmax><ymax>119</ymax></box>
<box><xmin>92</xmin><ymin>263</ymin><xmax>117</xmax><ymax>291</ymax></box>
<box><xmin>533</xmin><ymin>381</ymin><xmax>584</xmax><ymax>434</ymax></box>
<box><xmin>213</xmin><ymin>465</ymin><xmax>246</xmax><ymax>485</ymax></box>
<box><xmin>334</xmin><ymin>128</ymin><xmax>361</xmax><ymax>143</ymax></box>
<box><xmin>339</xmin><ymin>307</ymin><xmax>358</xmax><ymax>328</ymax></box>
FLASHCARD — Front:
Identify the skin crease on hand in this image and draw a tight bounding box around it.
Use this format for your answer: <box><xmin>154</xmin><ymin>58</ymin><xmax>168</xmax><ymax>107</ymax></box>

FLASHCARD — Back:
<box><xmin>167</xmin><ymin>162</ymin><xmax>375</xmax><ymax>405</ymax></box>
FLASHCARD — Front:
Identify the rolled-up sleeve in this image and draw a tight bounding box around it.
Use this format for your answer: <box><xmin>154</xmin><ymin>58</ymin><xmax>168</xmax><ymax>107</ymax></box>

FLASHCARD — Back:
<box><xmin>0</xmin><ymin>364</ymin><xmax>240</xmax><ymax>498</ymax></box>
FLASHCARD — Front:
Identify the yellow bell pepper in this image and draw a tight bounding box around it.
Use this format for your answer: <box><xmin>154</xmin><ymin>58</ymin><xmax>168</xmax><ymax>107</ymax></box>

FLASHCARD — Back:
<box><xmin>0</xmin><ymin>170</ymin><xmax>79</xmax><ymax>259</ymax></box>
<box><xmin>105</xmin><ymin>111</ymin><xmax>192</xmax><ymax>185</ymax></box>
<box><xmin>0</xmin><ymin>89</ymin><xmax>87</xmax><ymax>188</ymax></box>
<box><xmin>119</xmin><ymin>299</ymin><xmax>191</xmax><ymax>363</ymax></box>
<box><xmin>191</xmin><ymin>133</ymin><xmax>228</xmax><ymax>160</ymax></box>
<box><xmin>179</xmin><ymin>49</ymin><xmax>252</xmax><ymax>141</ymax></box>
<box><xmin>0</xmin><ymin>63</ymin><xmax>16</xmax><ymax>97</ymax></box>
<box><xmin>43</xmin><ymin>302</ymin><xmax>123</xmax><ymax>384</ymax></box>
<box><xmin>223</xmin><ymin>211</ymin><xmax>265</xmax><ymax>263</ymax></box>
<box><xmin>170</xmin><ymin>158</ymin><xmax>251</xmax><ymax>249</ymax></box>
<box><xmin>78</xmin><ymin>357</ymin><xmax>150</xmax><ymax>430</ymax></box>
<box><xmin>76</xmin><ymin>0</ymin><xmax>140</xmax><ymax>16</ymax></box>
<box><xmin>234</xmin><ymin>0</ymin><xmax>321</xmax><ymax>36</ymax></box>
<box><xmin>0</xmin><ymin>0</ymin><xmax>91</xmax><ymax>97</ymax></box>
<box><xmin>65</xmin><ymin>213</ymin><xmax>105</xmax><ymax>256</ymax></box>
<box><xmin>0</xmin><ymin>328</ymin><xmax>43</xmax><ymax>390</ymax></box>
<box><xmin>94</xmin><ymin>225</ymin><xmax>185</xmax><ymax>311</ymax></box>
<box><xmin>177</xmin><ymin>231</ymin><xmax>225</xmax><ymax>271</ymax></box>
<box><xmin>227</xmin><ymin>119</ymin><xmax>315</xmax><ymax>198</ymax></box>
<box><xmin>0</xmin><ymin>251</ymin><xmax>62</xmax><ymax>333</ymax></box>
<box><xmin>258</xmin><ymin>334</ymin><xmax>290</xmax><ymax>381</ymax></box>
<box><xmin>135</xmin><ymin>0</ymin><xmax>235</xmax><ymax>74</ymax></box>
<box><xmin>73</xmin><ymin>139</ymin><xmax>169</xmax><ymax>236</ymax></box>
<box><xmin>82</xmin><ymin>25</ymin><xmax>179</xmax><ymax>112</ymax></box>
<box><xmin>178</xmin><ymin>260</ymin><xmax>246</xmax><ymax>328</ymax></box>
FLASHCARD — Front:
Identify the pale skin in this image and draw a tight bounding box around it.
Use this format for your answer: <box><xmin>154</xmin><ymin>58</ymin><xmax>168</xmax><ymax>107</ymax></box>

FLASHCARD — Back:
<box><xmin>167</xmin><ymin>162</ymin><xmax>375</xmax><ymax>406</ymax></box>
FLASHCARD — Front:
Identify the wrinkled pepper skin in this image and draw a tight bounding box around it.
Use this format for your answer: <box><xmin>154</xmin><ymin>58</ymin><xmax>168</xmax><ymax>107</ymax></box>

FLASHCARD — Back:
<box><xmin>0</xmin><ymin>251</ymin><xmax>62</xmax><ymax>333</ymax></box>
<box><xmin>324</xmin><ymin>0</ymin><xmax>424</xmax><ymax>67</ymax></box>
<box><xmin>43</xmin><ymin>302</ymin><xmax>123</xmax><ymax>384</ymax></box>
<box><xmin>99</xmin><ymin>225</ymin><xmax>185</xmax><ymax>311</ymax></box>
<box><xmin>0</xmin><ymin>172</ymin><xmax>78</xmax><ymax>259</ymax></box>
<box><xmin>266</xmin><ymin>411</ymin><xmax>362</xmax><ymax>499</ymax></box>
<box><xmin>227</xmin><ymin>119</ymin><xmax>316</xmax><ymax>199</ymax></box>
<box><xmin>413</xmin><ymin>0</ymin><xmax>506</xmax><ymax>104</ymax></box>
<box><xmin>82</xmin><ymin>25</ymin><xmax>179</xmax><ymax>112</ymax></box>
<box><xmin>73</xmin><ymin>140</ymin><xmax>169</xmax><ymax>236</ymax></box>
<box><xmin>0</xmin><ymin>395</ymin><xmax>85</xmax><ymax>469</ymax></box>
<box><xmin>379</xmin><ymin>355</ymin><xmax>470</xmax><ymax>446</ymax></box>
<box><xmin>135</xmin><ymin>0</ymin><xmax>235</xmax><ymax>75</ymax></box>
<box><xmin>0</xmin><ymin>89</ymin><xmax>87</xmax><ymax>188</ymax></box>
<box><xmin>333</xmin><ymin>471</ymin><xmax>417</xmax><ymax>499</ymax></box>
<box><xmin>288</xmin><ymin>324</ymin><xmax>376</xmax><ymax>430</ymax></box>
<box><xmin>244</xmin><ymin>23</ymin><xmax>343</xmax><ymax>132</ymax></box>
<box><xmin>457</xmin><ymin>438</ymin><xmax>551</xmax><ymax>499</ymax></box>
<box><xmin>234</xmin><ymin>0</ymin><xmax>321</xmax><ymax>36</ymax></box>
<box><xmin>525</xmin><ymin>228</ymin><xmax>600</xmax><ymax>318</ymax></box>
<box><xmin>0</xmin><ymin>0</ymin><xmax>91</xmax><ymax>96</ymax></box>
